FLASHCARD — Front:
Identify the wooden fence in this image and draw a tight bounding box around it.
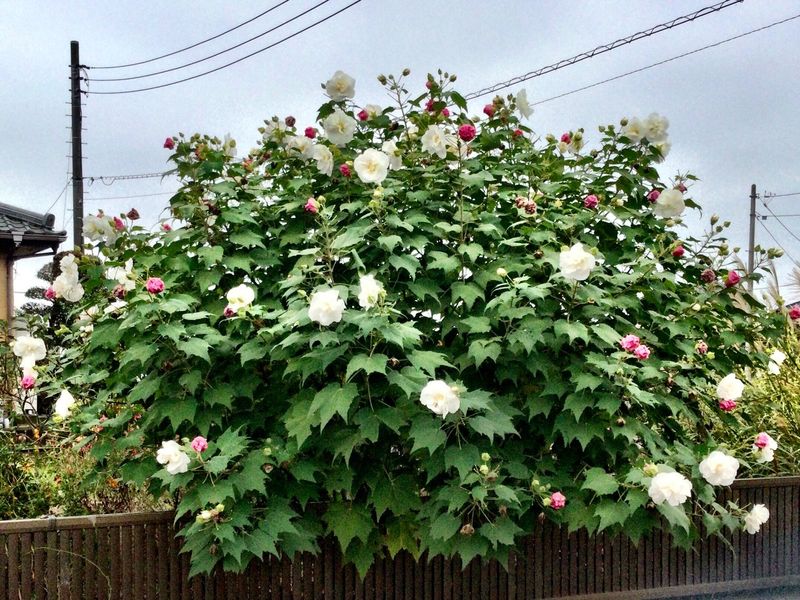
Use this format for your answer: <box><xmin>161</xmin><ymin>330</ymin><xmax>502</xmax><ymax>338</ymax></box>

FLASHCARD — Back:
<box><xmin>0</xmin><ymin>477</ymin><xmax>798</xmax><ymax>599</ymax></box>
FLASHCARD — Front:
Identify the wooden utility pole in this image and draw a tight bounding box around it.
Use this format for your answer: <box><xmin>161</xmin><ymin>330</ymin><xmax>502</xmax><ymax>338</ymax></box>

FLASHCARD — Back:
<box><xmin>747</xmin><ymin>183</ymin><xmax>757</xmax><ymax>293</ymax></box>
<box><xmin>69</xmin><ymin>41</ymin><xmax>84</xmax><ymax>248</ymax></box>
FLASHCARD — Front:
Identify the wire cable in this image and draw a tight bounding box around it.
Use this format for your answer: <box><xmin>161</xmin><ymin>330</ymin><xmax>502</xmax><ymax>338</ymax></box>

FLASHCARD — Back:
<box><xmin>44</xmin><ymin>179</ymin><xmax>71</xmax><ymax>215</ymax></box>
<box><xmin>464</xmin><ymin>0</ymin><xmax>744</xmax><ymax>101</ymax></box>
<box><xmin>531</xmin><ymin>13</ymin><xmax>800</xmax><ymax>107</ymax></box>
<box><xmin>90</xmin><ymin>1</ymin><xmax>293</xmax><ymax>70</ymax></box>
<box><xmin>761</xmin><ymin>201</ymin><xmax>800</xmax><ymax>246</ymax></box>
<box><xmin>89</xmin><ymin>0</ymin><xmax>330</xmax><ymax>81</ymax></box>
<box><xmin>85</xmin><ymin>191</ymin><xmax>175</xmax><ymax>201</ymax></box>
<box><xmin>765</xmin><ymin>191</ymin><xmax>800</xmax><ymax>199</ymax></box>
<box><xmin>757</xmin><ymin>219</ymin><xmax>799</xmax><ymax>264</ymax></box>
<box><xmin>86</xmin><ymin>0</ymin><xmax>363</xmax><ymax>95</ymax></box>
<box><xmin>85</xmin><ymin>172</ymin><xmax>172</xmax><ymax>184</ymax></box>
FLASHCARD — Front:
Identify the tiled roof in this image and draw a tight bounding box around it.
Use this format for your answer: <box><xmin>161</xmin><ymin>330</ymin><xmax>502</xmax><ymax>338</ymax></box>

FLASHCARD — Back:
<box><xmin>0</xmin><ymin>202</ymin><xmax>67</xmax><ymax>258</ymax></box>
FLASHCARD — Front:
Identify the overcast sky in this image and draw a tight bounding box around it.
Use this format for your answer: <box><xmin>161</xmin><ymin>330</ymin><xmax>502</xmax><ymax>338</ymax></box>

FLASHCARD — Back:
<box><xmin>2</xmin><ymin>0</ymin><xmax>799</xmax><ymax>306</ymax></box>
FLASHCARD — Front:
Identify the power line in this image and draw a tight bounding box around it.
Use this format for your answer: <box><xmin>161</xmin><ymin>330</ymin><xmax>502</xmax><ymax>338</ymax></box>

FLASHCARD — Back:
<box><xmin>85</xmin><ymin>172</ymin><xmax>172</xmax><ymax>184</ymax></box>
<box><xmin>86</xmin><ymin>191</ymin><xmax>175</xmax><ymax>201</ymax></box>
<box><xmin>90</xmin><ymin>0</ymin><xmax>293</xmax><ymax>70</ymax></box>
<box><xmin>464</xmin><ymin>0</ymin><xmax>744</xmax><ymax>101</ymax></box>
<box><xmin>44</xmin><ymin>178</ymin><xmax>71</xmax><ymax>215</ymax></box>
<box><xmin>89</xmin><ymin>0</ymin><xmax>330</xmax><ymax>81</ymax></box>
<box><xmin>757</xmin><ymin>219</ymin><xmax>799</xmax><ymax>264</ymax></box>
<box><xmin>765</xmin><ymin>191</ymin><xmax>800</xmax><ymax>199</ymax></box>
<box><xmin>532</xmin><ymin>13</ymin><xmax>800</xmax><ymax>107</ymax></box>
<box><xmin>761</xmin><ymin>201</ymin><xmax>800</xmax><ymax>247</ymax></box>
<box><xmin>86</xmin><ymin>0</ymin><xmax>364</xmax><ymax>95</ymax></box>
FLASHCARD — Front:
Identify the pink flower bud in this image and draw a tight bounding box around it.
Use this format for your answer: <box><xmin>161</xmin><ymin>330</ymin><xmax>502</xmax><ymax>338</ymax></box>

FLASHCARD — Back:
<box><xmin>339</xmin><ymin>164</ymin><xmax>351</xmax><ymax>178</ymax></box>
<box><xmin>145</xmin><ymin>277</ymin><xmax>165</xmax><ymax>294</ymax></box>
<box><xmin>44</xmin><ymin>287</ymin><xmax>56</xmax><ymax>301</ymax></box>
<box><xmin>754</xmin><ymin>432</ymin><xmax>770</xmax><ymax>449</ymax></box>
<box><xmin>21</xmin><ymin>375</ymin><xmax>36</xmax><ymax>390</ymax></box>
<box><xmin>620</xmin><ymin>334</ymin><xmax>640</xmax><ymax>352</ymax></box>
<box><xmin>583</xmin><ymin>194</ymin><xmax>599</xmax><ymax>209</ymax></box>
<box><xmin>483</xmin><ymin>104</ymin><xmax>495</xmax><ymax>118</ymax></box>
<box><xmin>161</xmin><ymin>223</ymin><xmax>172</xmax><ymax>232</ymax></box>
<box><xmin>357</xmin><ymin>109</ymin><xmax>369</xmax><ymax>121</ymax></box>
<box><xmin>163</xmin><ymin>137</ymin><xmax>175</xmax><ymax>150</ymax></box>
<box><xmin>512</xmin><ymin>129</ymin><xmax>523</xmax><ymax>138</ymax></box>
<box><xmin>425</xmin><ymin>81</ymin><xmax>433</xmax><ymax>90</ymax></box>
<box><xmin>718</xmin><ymin>399</ymin><xmax>737</xmax><ymax>412</ymax></box>
<box><xmin>304</xmin><ymin>127</ymin><xmax>317</xmax><ymax>139</ymax></box>
<box><xmin>672</xmin><ymin>245</ymin><xmax>685</xmax><ymax>258</ymax></box>
<box><xmin>725</xmin><ymin>270</ymin><xmax>741</xmax><ymax>288</ymax></box>
<box><xmin>223</xmin><ymin>305</ymin><xmax>235</xmax><ymax>318</ymax></box>
<box><xmin>191</xmin><ymin>436</ymin><xmax>208</xmax><ymax>453</ymax></box>
<box><xmin>304</xmin><ymin>198</ymin><xmax>319</xmax><ymax>214</ymax></box>
<box><xmin>284</xmin><ymin>116</ymin><xmax>296</xmax><ymax>127</ymax></box>
<box><xmin>790</xmin><ymin>306</ymin><xmax>800</xmax><ymax>320</ymax></box>
<box><xmin>127</xmin><ymin>208</ymin><xmax>140</xmax><ymax>220</ymax></box>
<box><xmin>441</xmin><ymin>108</ymin><xmax>450</xmax><ymax>118</ymax></box>
<box><xmin>676</xmin><ymin>183</ymin><xmax>687</xmax><ymax>193</ymax></box>
<box><xmin>701</xmin><ymin>269</ymin><xmax>716</xmax><ymax>283</ymax></box>
<box><xmin>458</xmin><ymin>124</ymin><xmax>476</xmax><ymax>142</ymax></box>
<box><xmin>695</xmin><ymin>341</ymin><xmax>709</xmax><ymax>354</ymax></box>
<box><xmin>550</xmin><ymin>491</ymin><xmax>566</xmax><ymax>510</ymax></box>
<box><xmin>113</xmin><ymin>284</ymin><xmax>127</xmax><ymax>300</ymax></box>
<box><xmin>560</xmin><ymin>133</ymin><xmax>571</xmax><ymax>144</ymax></box>
<box><xmin>633</xmin><ymin>345</ymin><xmax>651</xmax><ymax>360</ymax></box>
<box><xmin>425</xmin><ymin>99</ymin><xmax>435</xmax><ymax>112</ymax></box>
<box><xmin>647</xmin><ymin>190</ymin><xmax>661</xmax><ymax>203</ymax></box>
<box><xmin>113</xmin><ymin>216</ymin><xmax>125</xmax><ymax>231</ymax></box>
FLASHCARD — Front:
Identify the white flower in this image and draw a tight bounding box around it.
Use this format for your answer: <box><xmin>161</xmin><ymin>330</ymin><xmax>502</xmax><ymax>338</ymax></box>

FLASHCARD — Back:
<box><xmin>325</xmin><ymin>70</ymin><xmax>356</xmax><ymax>101</ymax></box>
<box><xmin>364</xmin><ymin>104</ymin><xmax>382</xmax><ymax>118</ymax></box>
<box><xmin>420</xmin><ymin>380</ymin><xmax>461</xmax><ymax>417</ymax></box>
<box><xmin>421</xmin><ymin>125</ymin><xmax>450</xmax><ymax>159</ymax></box>
<box><xmin>12</xmin><ymin>336</ymin><xmax>46</xmax><ymax>362</ymax></box>
<box><xmin>60</xmin><ymin>254</ymin><xmax>79</xmax><ymax>277</ymax></box>
<box><xmin>357</xmin><ymin>275</ymin><xmax>384</xmax><ymax>309</ymax></box>
<box><xmin>262</xmin><ymin>119</ymin><xmax>287</xmax><ymax>141</ymax></box>
<box><xmin>653</xmin><ymin>140</ymin><xmax>671</xmax><ymax>162</ymax></box>
<box><xmin>752</xmin><ymin>433</ymin><xmax>778</xmax><ymax>463</ymax></box>
<box><xmin>353</xmin><ymin>148</ymin><xmax>390</xmax><ymax>185</ymax></box>
<box><xmin>402</xmin><ymin>122</ymin><xmax>419</xmax><ymax>141</ymax></box>
<box><xmin>55</xmin><ymin>279</ymin><xmax>85</xmax><ymax>303</ymax></box>
<box><xmin>222</xmin><ymin>133</ymin><xmax>237</xmax><ymax>158</ymax></box>
<box><xmin>648</xmin><ymin>471</ymin><xmax>692</xmax><ymax>506</ymax></box>
<box><xmin>156</xmin><ymin>440</ymin><xmax>191</xmax><ymax>475</ymax></box>
<box><xmin>286</xmin><ymin>135</ymin><xmax>316</xmax><ymax>160</ymax></box>
<box><xmin>559</xmin><ymin>242</ymin><xmax>596</xmax><ymax>281</ymax></box>
<box><xmin>643</xmin><ymin>113</ymin><xmax>669</xmax><ymax>143</ymax></box>
<box><xmin>699</xmin><ymin>450</ymin><xmax>739</xmax><ymax>486</ymax></box>
<box><xmin>556</xmin><ymin>141</ymin><xmax>569</xmax><ymax>154</ymax></box>
<box><xmin>83</xmin><ymin>213</ymin><xmax>117</xmax><ymax>243</ymax></box>
<box><xmin>308</xmin><ymin>288</ymin><xmax>346</xmax><ymax>326</ymax></box>
<box><xmin>106</xmin><ymin>259</ymin><xmax>136</xmax><ymax>292</ymax></box>
<box><xmin>381</xmin><ymin>140</ymin><xmax>402</xmax><ymax>170</ymax></box>
<box><xmin>716</xmin><ymin>373</ymin><xmax>744</xmax><ymax>401</ymax></box>
<box><xmin>768</xmin><ymin>350</ymin><xmax>786</xmax><ymax>375</ymax></box>
<box><xmin>54</xmin><ymin>389</ymin><xmax>76</xmax><ymax>419</ymax></box>
<box><xmin>322</xmin><ymin>108</ymin><xmax>357</xmax><ymax>147</ymax></box>
<box><xmin>103</xmin><ymin>300</ymin><xmax>128</xmax><ymax>315</ymax></box>
<box><xmin>622</xmin><ymin>117</ymin><xmax>645</xmax><ymax>143</ymax></box>
<box><xmin>516</xmin><ymin>89</ymin><xmax>533</xmax><ymax>119</ymax></box>
<box><xmin>313</xmin><ymin>144</ymin><xmax>334</xmax><ymax>176</ymax></box>
<box><xmin>743</xmin><ymin>504</ymin><xmax>770</xmax><ymax>534</ymax></box>
<box><xmin>228</xmin><ymin>199</ymin><xmax>240</xmax><ymax>208</ymax></box>
<box><xmin>652</xmin><ymin>188</ymin><xmax>685</xmax><ymax>218</ymax></box>
<box><xmin>226</xmin><ymin>284</ymin><xmax>256</xmax><ymax>311</ymax></box>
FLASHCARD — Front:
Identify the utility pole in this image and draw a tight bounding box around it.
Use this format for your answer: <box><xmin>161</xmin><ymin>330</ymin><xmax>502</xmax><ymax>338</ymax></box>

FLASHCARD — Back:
<box><xmin>747</xmin><ymin>183</ymin><xmax>757</xmax><ymax>293</ymax></box>
<box><xmin>69</xmin><ymin>40</ymin><xmax>84</xmax><ymax>248</ymax></box>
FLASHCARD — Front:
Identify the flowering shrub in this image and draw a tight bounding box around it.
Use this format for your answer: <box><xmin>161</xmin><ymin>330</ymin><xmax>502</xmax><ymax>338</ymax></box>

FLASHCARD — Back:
<box><xmin>42</xmin><ymin>70</ymin><xmax>785</xmax><ymax>576</ymax></box>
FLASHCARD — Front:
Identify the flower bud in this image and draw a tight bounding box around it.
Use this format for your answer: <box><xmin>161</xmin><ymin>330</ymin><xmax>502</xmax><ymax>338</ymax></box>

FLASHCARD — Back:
<box><xmin>542</xmin><ymin>497</ymin><xmax>552</xmax><ymax>507</ymax></box>
<box><xmin>215</xmin><ymin>504</ymin><xmax>225</xmax><ymax>513</ymax></box>
<box><xmin>480</xmin><ymin>452</ymin><xmax>491</xmax><ymax>462</ymax></box>
<box><xmin>377</xmin><ymin>75</ymin><xmax>388</xmax><ymax>85</ymax></box>
<box><xmin>460</xmin><ymin>523</ymin><xmax>475</xmax><ymax>536</ymax></box>
<box><xmin>619</xmin><ymin>118</ymin><xmax>629</xmax><ymax>127</ymax></box>
<box><xmin>710</xmin><ymin>214</ymin><xmax>720</xmax><ymax>225</ymax></box>
<box><xmin>479</xmin><ymin>464</ymin><xmax>490</xmax><ymax>475</ymax></box>
<box><xmin>402</xmin><ymin>68</ymin><xmax>411</xmax><ymax>76</ymax></box>
<box><xmin>495</xmin><ymin>268</ymin><xmax>507</xmax><ymax>278</ymax></box>
<box><xmin>643</xmin><ymin>463</ymin><xmax>659</xmax><ymax>477</ymax></box>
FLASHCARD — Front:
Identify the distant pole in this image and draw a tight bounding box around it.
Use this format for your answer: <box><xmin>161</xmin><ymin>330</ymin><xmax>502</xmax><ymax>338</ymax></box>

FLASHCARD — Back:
<box><xmin>70</xmin><ymin>40</ymin><xmax>84</xmax><ymax>248</ymax></box>
<box><xmin>747</xmin><ymin>183</ymin><xmax>757</xmax><ymax>293</ymax></box>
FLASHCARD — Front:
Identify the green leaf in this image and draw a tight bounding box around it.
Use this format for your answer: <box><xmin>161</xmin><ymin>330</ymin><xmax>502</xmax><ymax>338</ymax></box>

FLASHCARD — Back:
<box><xmin>309</xmin><ymin>383</ymin><xmax>359</xmax><ymax>430</ymax></box>
<box><xmin>479</xmin><ymin>517</ymin><xmax>523</xmax><ymax>548</ymax></box>
<box><xmin>591</xmin><ymin>323</ymin><xmax>621</xmax><ymax>347</ymax></box>
<box><xmin>345</xmin><ymin>353</ymin><xmax>387</xmax><ymax>381</ymax></box>
<box><xmin>408</xmin><ymin>350</ymin><xmax>454</xmax><ymax>377</ymax></box>
<box><xmin>594</xmin><ymin>500</ymin><xmax>631</xmax><ymax>531</ymax></box>
<box><xmin>183</xmin><ymin>338</ymin><xmax>211</xmax><ymax>363</ymax></box>
<box><xmin>197</xmin><ymin>246</ymin><xmax>224</xmax><ymax>266</ymax></box>
<box><xmin>409</xmin><ymin>417</ymin><xmax>447</xmax><ymax>455</ymax></box>
<box><xmin>657</xmin><ymin>503</ymin><xmax>692</xmax><ymax>534</ymax></box>
<box><xmin>369</xmin><ymin>474</ymin><xmax>421</xmax><ymax>519</ymax></box>
<box><xmin>388</xmin><ymin>254</ymin><xmax>420</xmax><ymax>280</ymax></box>
<box><xmin>430</xmin><ymin>512</ymin><xmax>461</xmax><ymax>540</ymax></box>
<box><xmin>468</xmin><ymin>413</ymin><xmax>517</xmax><ymax>440</ymax></box>
<box><xmin>331</xmin><ymin>224</ymin><xmax>374</xmax><ymax>249</ymax></box>
<box><xmin>444</xmin><ymin>444</ymin><xmax>480</xmax><ymax>481</ymax></box>
<box><xmin>582</xmin><ymin>467</ymin><xmax>619</xmax><ymax>496</ymax></box>
<box><xmin>468</xmin><ymin>339</ymin><xmax>502</xmax><ymax>368</ymax></box>
<box><xmin>451</xmin><ymin>282</ymin><xmax>483</xmax><ymax>309</ymax></box>
<box><xmin>553</xmin><ymin>321</ymin><xmax>590</xmax><ymax>344</ymax></box>
<box><xmin>324</xmin><ymin>502</ymin><xmax>374</xmax><ymax>552</ymax></box>
<box><xmin>239</xmin><ymin>338</ymin><xmax>267</xmax><ymax>365</ymax></box>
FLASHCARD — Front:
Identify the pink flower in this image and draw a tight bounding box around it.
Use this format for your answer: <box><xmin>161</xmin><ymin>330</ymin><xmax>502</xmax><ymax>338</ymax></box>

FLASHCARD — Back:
<box><xmin>113</xmin><ymin>284</ymin><xmax>127</xmax><ymax>299</ymax></box>
<box><xmin>483</xmin><ymin>104</ymin><xmax>495</xmax><ymax>118</ymax></box>
<box><xmin>223</xmin><ymin>305</ymin><xmax>235</xmax><ymax>318</ymax></box>
<box><xmin>284</xmin><ymin>116</ymin><xmax>296</xmax><ymax>127</ymax></box>
<box><xmin>560</xmin><ymin>133</ymin><xmax>571</xmax><ymax>144</ymax></box>
<box><xmin>725</xmin><ymin>270</ymin><xmax>741</xmax><ymax>288</ymax></box>
<box><xmin>633</xmin><ymin>345</ymin><xmax>651</xmax><ymax>360</ymax></box>
<box><xmin>620</xmin><ymin>334</ymin><xmax>641</xmax><ymax>352</ymax></box>
<box><xmin>458</xmin><ymin>124</ymin><xmax>476</xmax><ymax>142</ymax></box>
<box><xmin>719</xmin><ymin>399</ymin><xmax>737</xmax><ymax>412</ymax></box>
<box><xmin>583</xmin><ymin>194</ymin><xmax>599</xmax><ymax>209</ymax></box>
<box><xmin>512</xmin><ymin>129</ymin><xmax>523</xmax><ymax>138</ymax></box>
<box><xmin>161</xmin><ymin>223</ymin><xmax>172</xmax><ymax>232</ymax></box>
<box><xmin>696</xmin><ymin>341</ymin><xmax>709</xmax><ymax>354</ymax></box>
<box><xmin>21</xmin><ymin>375</ymin><xmax>36</xmax><ymax>390</ymax></box>
<box><xmin>44</xmin><ymin>287</ymin><xmax>56</xmax><ymax>301</ymax></box>
<box><xmin>357</xmin><ymin>109</ymin><xmax>369</xmax><ymax>121</ymax></box>
<box><xmin>145</xmin><ymin>277</ymin><xmax>165</xmax><ymax>294</ymax></box>
<box><xmin>754</xmin><ymin>432</ymin><xmax>770</xmax><ymax>449</ymax></box>
<box><xmin>701</xmin><ymin>269</ymin><xmax>716</xmax><ymax>283</ymax></box>
<box><xmin>550</xmin><ymin>491</ymin><xmax>566</xmax><ymax>510</ymax></box>
<box><xmin>163</xmin><ymin>137</ymin><xmax>175</xmax><ymax>150</ymax></box>
<box><xmin>790</xmin><ymin>306</ymin><xmax>800</xmax><ymax>320</ymax></box>
<box><xmin>676</xmin><ymin>182</ymin><xmax>687</xmax><ymax>193</ymax></box>
<box><xmin>441</xmin><ymin>108</ymin><xmax>450</xmax><ymax>118</ymax></box>
<box><xmin>191</xmin><ymin>436</ymin><xmax>208</xmax><ymax>453</ymax></box>
<box><xmin>304</xmin><ymin>127</ymin><xmax>317</xmax><ymax>139</ymax></box>
<box><xmin>425</xmin><ymin>81</ymin><xmax>433</xmax><ymax>90</ymax></box>
<box><xmin>672</xmin><ymin>245</ymin><xmax>685</xmax><ymax>258</ymax></box>
<box><xmin>113</xmin><ymin>216</ymin><xmax>125</xmax><ymax>231</ymax></box>
<box><xmin>339</xmin><ymin>164</ymin><xmax>351</xmax><ymax>178</ymax></box>
<box><xmin>647</xmin><ymin>190</ymin><xmax>661</xmax><ymax>203</ymax></box>
<box><xmin>304</xmin><ymin>198</ymin><xmax>319</xmax><ymax>214</ymax></box>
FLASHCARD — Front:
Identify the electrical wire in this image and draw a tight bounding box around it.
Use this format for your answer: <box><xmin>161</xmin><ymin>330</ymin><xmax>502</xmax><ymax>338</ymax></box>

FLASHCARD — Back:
<box><xmin>761</xmin><ymin>202</ymin><xmax>800</xmax><ymax>246</ymax></box>
<box><xmin>85</xmin><ymin>191</ymin><xmax>175</xmax><ymax>201</ymax></box>
<box><xmin>44</xmin><ymin>179</ymin><xmax>71</xmax><ymax>215</ymax></box>
<box><xmin>464</xmin><ymin>0</ymin><xmax>744</xmax><ymax>101</ymax></box>
<box><xmin>90</xmin><ymin>1</ymin><xmax>293</xmax><ymax>70</ymax></box>
<box><xmin>86</xmin><ymin>0</ymin><xmax>363</xmax><ymax>95</ymax></box>
<box><xmin>85</xmin><ymin>172</ymin><xmax>172</xmax><ymax>184</ymax></box>
<box><xmin>765</xmin><ymin>191</ymin><xmax>800</xmax><ymax>199</ymax></box>
<box><xmin>89</xmin><ymin>0</ymin><xmax>331</xmax><ymax>81</ymax></box>
<box><xmin>532</xmin><ymin>13</ymin><xmax>800</xmax><ymax>107</ymax></box>
<box><xmin>757</xmin><ymin>219</ymin><xmax>799</xmax><ymax>264</ymax></box>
